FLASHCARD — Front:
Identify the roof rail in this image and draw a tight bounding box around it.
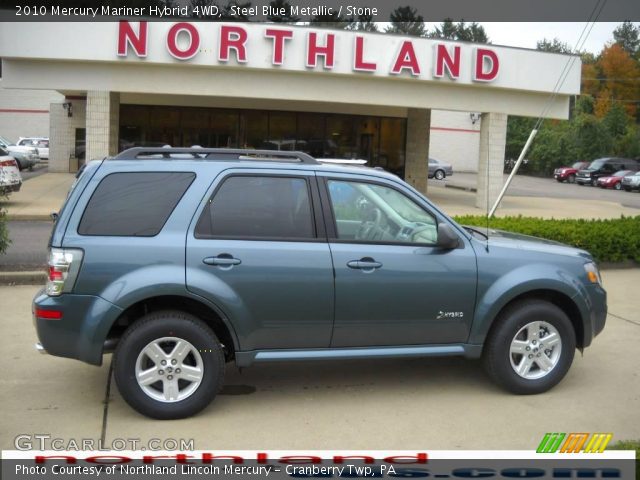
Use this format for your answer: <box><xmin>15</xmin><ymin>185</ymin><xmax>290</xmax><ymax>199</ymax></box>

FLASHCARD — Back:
<box><xmin>112</xmin><ymin>147</ymin><xmax>319</xmax><ymax>164</ymax></box>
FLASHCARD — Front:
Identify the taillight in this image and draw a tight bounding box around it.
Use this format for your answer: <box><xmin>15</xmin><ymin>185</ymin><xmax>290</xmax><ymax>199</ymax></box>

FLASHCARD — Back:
<box><xmin>0</xmin><ymin>159</ymin><xmax>17</xmax><ymax>167</ymax></box>
<box><xmin>46</xmin><ymin>248</ymin><xmax>83</xmax><ymax>296</ymax></box>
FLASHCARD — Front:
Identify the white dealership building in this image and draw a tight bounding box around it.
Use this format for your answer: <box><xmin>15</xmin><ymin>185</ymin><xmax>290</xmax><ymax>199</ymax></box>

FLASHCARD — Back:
<box><xmin>0</xmin><ymin>21</ymin><xmax>580</xmax><ymax>207</ymax></box>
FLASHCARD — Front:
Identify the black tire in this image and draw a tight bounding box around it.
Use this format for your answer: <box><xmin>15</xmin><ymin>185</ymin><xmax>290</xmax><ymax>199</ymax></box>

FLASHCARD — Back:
<box><xmin>614</xmin><ymin>183</ymin><xmax>621</xmax><ymax>190</ymax></box>
<box><xmin>434</xmin><ymin>169</ymin><xmax>445</xmax><ymax>180</ymax></box>
<box><xmin>591</xmin><ymin>179</ymin><xmax>597</xmax><ymax>187</ymax></box>
<box><xmin>577</xmin><ymin>182</ymin><xmax>584</xmax><ymax>186</ymax></box>
<box><xmin>16</xmin><ymin>159</ymin><xmax>23</xmax><ymax>171</ymax></box>
<box><xmin>567</xmin><ymin>174</ymin><xmax>576</xmax><ymax>184</ymax></box>
<box><xmin>482</xmin><ymin>300</ymin><xmax>576</xmax><ymax>395</ymax></box>
<box><xmin>113</xmin><ymin>310</ymin><xmax>225</xmax><ymax>419</ymax></box>
<box><xmin>623</xmin><ymin>187</ymin><xmax>631</xmax><ymax>192</ymax></box>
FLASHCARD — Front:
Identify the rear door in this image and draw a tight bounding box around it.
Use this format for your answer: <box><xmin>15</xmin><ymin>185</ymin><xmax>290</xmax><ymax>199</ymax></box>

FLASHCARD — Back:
<box><xmin>186</xmin><ymin>169</ymin><xmax>334</xmax><ymax>351</ymax></box>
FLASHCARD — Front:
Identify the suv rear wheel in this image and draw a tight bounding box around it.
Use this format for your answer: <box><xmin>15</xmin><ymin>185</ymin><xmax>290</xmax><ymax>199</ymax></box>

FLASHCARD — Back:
<box><xmin>113</xmin><ymin>310</ymin><xmax>224</xmax><ymax>419</ymax></box>
<box><xmin>482</xmin><ymin>300</ymin><xmax>575</xmax><ymax>394</ymax></box>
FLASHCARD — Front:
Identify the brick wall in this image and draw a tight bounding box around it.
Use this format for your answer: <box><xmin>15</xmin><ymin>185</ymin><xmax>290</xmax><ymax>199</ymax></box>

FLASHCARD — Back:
<box><xmin>405</xmin><ymin>108</ymin><xmax>431</xmax><ymax>195</ymax></box>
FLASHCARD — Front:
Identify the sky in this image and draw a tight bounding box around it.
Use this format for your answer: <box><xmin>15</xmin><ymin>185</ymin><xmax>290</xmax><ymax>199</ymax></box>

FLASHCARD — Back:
<box><xmin>456</xmin><ymin>22</ymin><xmax>636</xmax><ymax>54</ymax></box>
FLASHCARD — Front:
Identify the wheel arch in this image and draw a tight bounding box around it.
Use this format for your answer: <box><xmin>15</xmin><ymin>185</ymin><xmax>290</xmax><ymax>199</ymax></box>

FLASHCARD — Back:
<box><xmin>482</xmin><ymin>289</ymin><xmax>585</xmax><ymax>349</ymax></box>
<box><xmin>105</xmin><ymin>295</ymin><xmax>239</xmax><ymax>361</ymax></box>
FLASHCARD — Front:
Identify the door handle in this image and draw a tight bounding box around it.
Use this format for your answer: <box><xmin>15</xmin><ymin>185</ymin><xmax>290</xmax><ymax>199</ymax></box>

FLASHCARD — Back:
<box><xmin>203</xmin><ymin>254</ymin><xmax>241</xmax><ymax>267</ymax></box>
<box><xmin>347</xmin><ymin>258</ymin><xmax>382</xmax><ymax>270</ymax></box>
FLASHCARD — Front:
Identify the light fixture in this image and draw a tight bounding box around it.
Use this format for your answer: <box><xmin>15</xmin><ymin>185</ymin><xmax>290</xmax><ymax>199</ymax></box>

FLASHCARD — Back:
<box><xmin>469</xmin><ymin>112</ymin><xmax>481</xmax><ymax>124</ymax></box>
<box><xmin>62</xmin><ymin>102</ymin><xmax>73</xmax><ymax>117</ymax></box>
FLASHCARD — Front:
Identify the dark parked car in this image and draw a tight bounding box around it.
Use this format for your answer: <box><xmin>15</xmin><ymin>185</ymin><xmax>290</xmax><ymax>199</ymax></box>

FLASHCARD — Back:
<box><xmin>428</xmin><ymin>158</ymin><xmax>453</xmax><ymax>180</ymax></box>
<box><xmin>33</xmin><ymin>148</ymin><xmax>607</xmax><ymax>419</ymax></box>
<box><xmin>622</xmin><ymin>171</ymin><xmax>640</xmax><ymax>192</ymax></box>
<box><xmin>576</xmin><ymin>158</ymin><xmax>639</xmax><ymax>186</ymax></box>
<box><xmin>596</xmin><ymin>170</ymin><xmax>634</xmax><ymax>190</ymax></box>
<box><xmin>553</xmin><ymin>161</ymin><xmax>590</xmax><ymax>183</ymax></box>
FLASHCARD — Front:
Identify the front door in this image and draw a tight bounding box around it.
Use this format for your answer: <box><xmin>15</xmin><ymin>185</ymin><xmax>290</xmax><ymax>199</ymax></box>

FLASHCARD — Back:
<box><xmin>320</xmin><ymin>175</ymin><xmax>478</xmax><ymax>347</ymax></box>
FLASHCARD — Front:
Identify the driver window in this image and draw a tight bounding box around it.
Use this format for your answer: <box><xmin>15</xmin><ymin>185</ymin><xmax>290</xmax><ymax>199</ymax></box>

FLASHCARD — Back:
<box><xmin>327</xmin><ymin>180</ymin><xmax>438</xmax><ymax>244</ymax></box>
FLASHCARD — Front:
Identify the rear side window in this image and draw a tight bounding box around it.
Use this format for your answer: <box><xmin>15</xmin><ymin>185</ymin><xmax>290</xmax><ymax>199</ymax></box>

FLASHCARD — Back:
<box><xmin>195</xmin><ymin>176</ymin><xmax>314</xmax><ymax>239</ymax></box>
<box><xmin>78</xmin><ymin>172</ymin><xmax>195</xmax><ymax>236</ymax></box>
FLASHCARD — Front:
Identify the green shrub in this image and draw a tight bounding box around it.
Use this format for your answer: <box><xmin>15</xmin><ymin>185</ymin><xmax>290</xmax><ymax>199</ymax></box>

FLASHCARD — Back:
<box><xmin>452</xmin><ymin>215</ymin><xmax>640</xmax><ymax>264</ymax></box>
<box><xmin>0</xmin><ymin>199</ymin><xmax>9</xmax><ymax>256</ymax></box>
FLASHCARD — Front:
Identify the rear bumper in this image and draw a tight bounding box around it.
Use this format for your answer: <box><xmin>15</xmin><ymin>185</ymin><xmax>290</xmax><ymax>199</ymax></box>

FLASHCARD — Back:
<box><xmin>0</xmin><ymin>181</ymin><xmax>22</xmax><ymax>194</ymax></box>
<box><xmin>32</xmin><ymin>289</ymin><xmax>123</xmax><ymax>366</ymax></box>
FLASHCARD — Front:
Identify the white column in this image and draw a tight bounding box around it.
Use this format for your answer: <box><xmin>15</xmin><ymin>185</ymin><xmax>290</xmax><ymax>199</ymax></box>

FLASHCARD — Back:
<box><xmin>404</xmin><ymin>108</ymin><xmax>431</xmax><ymax>195</ymax></box>
<box><xmin>86</xmin><ymin>91</ymin><xmax>119</xmax><ymax>162</ymax></box>
<box><xmin>476</xmin><ymin>112</ymin><xmax>507</xmax><ymax>210</ymax></box>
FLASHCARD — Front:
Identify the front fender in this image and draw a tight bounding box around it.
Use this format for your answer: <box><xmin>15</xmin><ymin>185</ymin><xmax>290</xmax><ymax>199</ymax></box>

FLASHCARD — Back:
<box><xmin>468</xmin><ymin>263</ymin><xmax>590</xmax><ymax>345</ymax></box>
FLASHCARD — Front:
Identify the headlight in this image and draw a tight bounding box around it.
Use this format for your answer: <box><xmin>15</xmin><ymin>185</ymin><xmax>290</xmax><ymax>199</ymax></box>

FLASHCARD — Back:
<box><xmin>584</xmin><ymin>262</ymin><xmax>602</xmax><ymax>286</ymax></box>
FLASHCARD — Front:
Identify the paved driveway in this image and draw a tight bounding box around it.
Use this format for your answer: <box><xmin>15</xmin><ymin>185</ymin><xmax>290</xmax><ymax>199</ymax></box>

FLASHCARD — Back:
<box><xmin>435</xmin><ymin>172</ymin><xmax>640</xmax><ymax>210</ymax></box>
<box><xmin>1</xmin><ymin>270</ymin><xmax>639</xmax><ymax>451</ymax></box>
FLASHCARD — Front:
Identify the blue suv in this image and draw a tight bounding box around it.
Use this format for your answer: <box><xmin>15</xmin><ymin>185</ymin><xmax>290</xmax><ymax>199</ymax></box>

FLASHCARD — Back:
<box><xmin>33</xmin><ymin>148</ymin><xmax>607</xmax><ymax>419</ymax></box>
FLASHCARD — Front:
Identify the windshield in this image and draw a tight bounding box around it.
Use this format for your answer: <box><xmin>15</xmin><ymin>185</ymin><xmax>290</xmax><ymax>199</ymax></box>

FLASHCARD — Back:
<box><xmin>589</xmin><ymin>159</ymin><xmax>605</xmax><ymax>169</ymax></box>
<box><xmin>571</xmin><ymin>162</ymin><xmax>585</xmax><ymax>169</ymax></box>
<box><xmin>613</xmin><ymin>170</ymin><xmax>629</xmax><ymax>177</ymax></box>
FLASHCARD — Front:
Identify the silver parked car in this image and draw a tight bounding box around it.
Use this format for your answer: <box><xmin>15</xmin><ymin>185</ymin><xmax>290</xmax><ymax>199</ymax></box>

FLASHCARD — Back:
<box><xmin>0</xmin><ymin>135</ymin><xmax>38</xmax><ymax>171</ymax></box>
<box><xmin>428</xmin><ymin>158</ymin><xmax>454</xmax><ymax>180</ymax></box>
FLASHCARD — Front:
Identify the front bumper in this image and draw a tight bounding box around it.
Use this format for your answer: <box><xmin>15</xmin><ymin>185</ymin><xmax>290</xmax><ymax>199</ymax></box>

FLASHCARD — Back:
<box><xmin>575</xmin><ymin>176</ymin><xmax>594</xmax><ymax>185</ymax></box>
<box><xmin>32</xmin><ymin>289</ymin><xmax>123</xmax><ymax>365</ymax></box>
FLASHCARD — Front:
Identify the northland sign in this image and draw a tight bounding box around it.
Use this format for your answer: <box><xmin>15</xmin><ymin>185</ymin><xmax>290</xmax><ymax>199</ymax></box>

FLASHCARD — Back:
<box><xmin>117</xmin><ymin>21</ymin><xmax>500</xmax><ymax>82</ymax></box>
<box><xmin>0</xmin><ymin>21</ymin><xmax>581</xmax><ymax>116</ymax></box>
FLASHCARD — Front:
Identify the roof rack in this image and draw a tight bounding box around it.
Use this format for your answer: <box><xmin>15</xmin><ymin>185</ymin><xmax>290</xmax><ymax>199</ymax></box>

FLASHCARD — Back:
<box><xmin>112</xmin><ymin>147</ymin><xmax>319</xmax><ymax>164</ymax></box>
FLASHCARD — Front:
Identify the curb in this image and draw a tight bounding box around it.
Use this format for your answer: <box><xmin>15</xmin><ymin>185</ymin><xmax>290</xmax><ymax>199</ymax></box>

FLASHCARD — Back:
<box><xmin>7</xmin><ymin>215</ymin><xmax>52</xmax><ymax>221</ymax></box>
<box><xmin>0</xmin><ymin>271</ymin><xmax>46</xmax><ymax>286</ymax></box>
<box><xmin>444</xmin><ymin>183</ymin><xmax>477</xmax><ymax>193</ymax></box>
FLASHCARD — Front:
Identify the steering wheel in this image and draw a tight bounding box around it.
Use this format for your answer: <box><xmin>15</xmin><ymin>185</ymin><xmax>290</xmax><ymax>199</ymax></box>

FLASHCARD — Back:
<box><xmin>411</xmin><ymin>224</ymin><xmax>437</xmax><ymax>244</ymax></box>
<box><xmin>356</xmin><ymin>207</ymin><xmax>384</xmax><ymax>240</ymax></box>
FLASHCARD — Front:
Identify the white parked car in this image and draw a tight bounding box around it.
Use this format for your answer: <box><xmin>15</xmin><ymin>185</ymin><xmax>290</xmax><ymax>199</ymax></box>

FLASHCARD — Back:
<box><xmin>0</xmin><ymin>135</ymin><xmax>38</xmax><ymax>170</ymax></box>
<box><xmin>17</xmin><ymin>137</ymin><xmax>49</xmax><ymax>160</ymax></box>
<box><xmin>0</xmin><ymin>147</ymin><xmax>22</xmax><ymax>194</ymax></box>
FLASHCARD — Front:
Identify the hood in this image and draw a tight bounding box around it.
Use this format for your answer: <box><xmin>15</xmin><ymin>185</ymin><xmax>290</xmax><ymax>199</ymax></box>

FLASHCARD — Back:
<box><xmin>471</xmin><ymin>227</ymin><xmax>592</xmax><ymax>260</ymax></box>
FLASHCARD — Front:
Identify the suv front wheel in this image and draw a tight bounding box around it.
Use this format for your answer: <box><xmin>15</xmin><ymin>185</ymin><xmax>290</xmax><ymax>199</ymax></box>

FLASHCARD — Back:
<box><xmin>113</xmin><ymin>310</ymin><xmax>225</xmax><ymax>419</ymax></box>
<box><xmin>482</xmin><ymin>300</ymin><xmax>576</xmax><ymax>394</ymax></box>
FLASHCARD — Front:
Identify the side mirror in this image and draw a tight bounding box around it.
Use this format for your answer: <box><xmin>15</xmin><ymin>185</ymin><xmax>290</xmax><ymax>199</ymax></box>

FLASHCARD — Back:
<box><xmin>436</xmin><ymin>223</ymin><xmax>461</xmax><ymax>249</ymax></box>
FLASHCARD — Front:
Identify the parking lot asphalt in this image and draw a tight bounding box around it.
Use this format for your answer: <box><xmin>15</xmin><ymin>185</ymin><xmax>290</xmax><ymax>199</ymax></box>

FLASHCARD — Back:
<box><xmin>1</xmin><ymin>269</ymin><xmax>639</xmax><ymax>451</ymax></box>
<box><xmin>435</xmin><ymin>172</ymin><xmax>640</xmax><ymax>210</ymax></box>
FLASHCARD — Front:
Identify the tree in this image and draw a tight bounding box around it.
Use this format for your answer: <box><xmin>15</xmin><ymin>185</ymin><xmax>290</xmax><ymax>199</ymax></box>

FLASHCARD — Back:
<box><xmin>430</xmin><ymin>19</ymin><xmax>457</xmax><ymax>39</ymax></box>
<box><xmin>536</xmin><ymin>38</ymin><xmax>572</xmax><ymax>54</ymax></box>
<box><xmin>598</xmin><ymin>43</ymin><xmax>640</xmax><ymax>118</ymax></box>
<box><xmin>347</xmin><ymin>13</ymin><xmax>379</xmax><ymax>32</ymax></box>
<box><xmin>613</xmin><ymin>21</ymin><xmax>639</xmax><ymax>57</ymax></box>
<box><xmin>505</xmin><ymin>116</ymin><xmax>536</xmax><ymax>160</ymax></box>
<box><xmin>430</xmin><ymin>20</ymin><xmax>489</xmax><ymax>43</ymax></box>
<box><xmin>574</xmin><ymin>95</ymin><xmax>595</xmax><ymax>116</ymax></box>
<box><xmin>603</xmin><ymin>101</ymin><xmax>630</xmax><ymax>138</ymax></box>
<box><xmin>266</xmin><ymin>0</ymin><xmax>299</xmax><ymax>23</ymax></box>
<box><xmin>385</xmin><ymin>6</ymin><xmax>426</xmax><ymax>37</ymax></box>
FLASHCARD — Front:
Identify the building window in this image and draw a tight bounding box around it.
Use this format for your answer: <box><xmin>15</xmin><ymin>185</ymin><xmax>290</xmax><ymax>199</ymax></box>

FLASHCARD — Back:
<box><xmin>119</xmin><ymin>105</ymin><xmax>407</xmax><ymax>175</ymax></box>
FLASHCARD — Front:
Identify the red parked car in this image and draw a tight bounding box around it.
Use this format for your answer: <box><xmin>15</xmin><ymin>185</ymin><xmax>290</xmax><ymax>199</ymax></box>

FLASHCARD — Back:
<box><xmin>553</xmin><ymin>161</ymin><xmax>590</xmax><ymax>183</ymax></box>
<box><xmin>596</xmin><ymin>170</ymin><xmax>634</xmax><ymax>190</ymax></box>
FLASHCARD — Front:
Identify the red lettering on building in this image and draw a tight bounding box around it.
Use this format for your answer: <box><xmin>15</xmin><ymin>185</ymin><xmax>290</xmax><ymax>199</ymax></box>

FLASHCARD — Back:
<box><xmin>117</xmin><ymin>21</ymin><xmax>147</xmax><ymax>57</ymax></box>
<box><xmin>474</xmin><ymin>48</ymin><xmax>500</xmax><ymax>82</ymax></box>
<box><xmin>434</xmin><ymin>44</ymin><xmax>461</xmax><ymax>79</ymax></box>
<box><xmin>219</xmin><ymin>25</ymin><xmax>248</xmax><ymax>63</ymax></box>
<box><xmin>391</xmin><ymin>41</ymin><xmax>421</xmax><ymax>76</ymax></box>
<box><xmin>265</xmin><ymin>28</ymin><xmax>293</xmax><ymax>65</ymax></box>
<box><xmin>353</xmin><ymin>36</ymin><xmax>377</xmax><ymax>71</ymax></box>
<box><xmin>166</xmin><ymin>22</ymin><xmax>200</xmax><ymax>60</ymax></box>
<box><xmin>306</xmin><ymin>32</ymin><xmax>335</xmax><ymax>69</ymax></box>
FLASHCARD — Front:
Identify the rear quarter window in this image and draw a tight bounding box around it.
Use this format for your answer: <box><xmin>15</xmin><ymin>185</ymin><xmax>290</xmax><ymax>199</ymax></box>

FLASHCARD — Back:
<box><xmin>78</xmin><ymin>172</ymin><xmax>195</xmax><ymax>236</ymax></box>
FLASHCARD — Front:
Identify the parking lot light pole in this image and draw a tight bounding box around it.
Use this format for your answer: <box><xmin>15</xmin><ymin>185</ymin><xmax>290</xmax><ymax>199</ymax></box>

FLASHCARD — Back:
<box><xmin>489</xmin><ymin>129</ymin><xmax>538</xmax><ymax>218</ymax></box>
